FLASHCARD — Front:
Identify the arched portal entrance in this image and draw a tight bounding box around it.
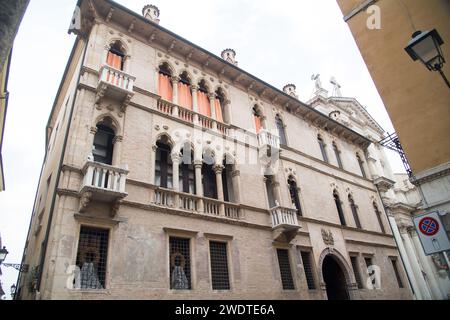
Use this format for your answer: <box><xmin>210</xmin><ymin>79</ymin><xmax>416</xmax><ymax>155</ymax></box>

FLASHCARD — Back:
<box><xmin>322</xmin><ymin>255</ymin><xmax>349</xmax><ymax>300</ymax></box>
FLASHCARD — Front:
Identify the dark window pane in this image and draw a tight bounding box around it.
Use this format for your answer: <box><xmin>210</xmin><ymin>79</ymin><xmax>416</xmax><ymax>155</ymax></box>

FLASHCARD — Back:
<box><xmin>209</xmin><ymin>241</ymin><xmax>230</xmax><ymax>290</ymax></box>
<box><xmin>300</xmin><ymin>251</ymin><xmax>316</xmax><ymax>290</ymax></box>
<box><xmin>277</xmin><ymin>249</ymin><xmax>295</xmax><ymax>290</ymax></box>
<box><xmin>391</xmin><ymin>258</ymin><xmax>404</xmax><ymax>288</ymax></box>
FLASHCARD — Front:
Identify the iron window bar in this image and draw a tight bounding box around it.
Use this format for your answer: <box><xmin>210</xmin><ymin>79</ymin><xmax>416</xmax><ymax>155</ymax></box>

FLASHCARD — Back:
<box><xmin>379</xmin><ymin>132</ymin><xmax>413</xmax><ymax>178</ymax></box>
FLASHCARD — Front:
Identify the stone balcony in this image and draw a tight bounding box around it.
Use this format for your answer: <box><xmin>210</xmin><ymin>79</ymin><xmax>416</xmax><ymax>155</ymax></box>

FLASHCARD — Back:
<box><xmin>152</xmin><ymin>186</ymin><xmax>241</xmax><ymax>220</ymax></box>
<box><xmin>157</xmin><ymin>99</ymin><xmax>230</xmax><ymax>136</ymax></box>
<box><xmin>96</xmin><ymin>65</ymin><xmax>136</xmax><ymax>115</ymax></box>
<box><xmin>257</xmin><ymin>129</ymin><xmax>280</xmax><ymax>150</ymax></box>
<box><xmin>79</xmin><ymin>161</ymin><xmax>129</xmax><ymax>216</ymax></box>
<box><xmin>270</xmin><ymin>206</ymin><xmax>300</xmax><ymax>243</ymax></box>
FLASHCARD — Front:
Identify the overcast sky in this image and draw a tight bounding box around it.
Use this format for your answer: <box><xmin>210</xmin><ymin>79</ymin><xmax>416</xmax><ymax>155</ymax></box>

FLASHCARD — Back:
<box><xmin>0</xmin><ymin>0</ymin><xmax>405</xmax><ymax>299</ymax></box>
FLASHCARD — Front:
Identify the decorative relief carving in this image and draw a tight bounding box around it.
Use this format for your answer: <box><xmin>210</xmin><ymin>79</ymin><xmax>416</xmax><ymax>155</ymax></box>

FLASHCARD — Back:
<box><xmin>321</xmin><ymin>229</ymin><xmax>334</xmax><ymax>246</ymax></box>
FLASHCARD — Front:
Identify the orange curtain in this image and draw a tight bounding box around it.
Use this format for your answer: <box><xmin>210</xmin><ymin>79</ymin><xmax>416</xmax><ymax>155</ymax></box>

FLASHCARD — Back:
<box><xmin>178</xmin><ymin>82</ymin><xmax>192</xmax><ymax>110</ymax></box>
<box><xmin>197</xmin><ymin>91</ymin><xmax>211</xmax><ymax>117</ymax></box>
<box><xmin>107</xmin><ymin>51</ymin><xmax>123</xmax><ymax>70</ymax></box>
<box><xmin>254</xmin><ymin>116</ymin><xmax>262</xmax><ymax>133</ymax></box>
<box><xmin>214</xmin><ymin>99</ymin><xmax>224</xmax><ymax>122</ymax></box>
<box><xmin>158</xmin><ymin>74</ymin><xmax>173</xmax><ymax>102</ymax></box>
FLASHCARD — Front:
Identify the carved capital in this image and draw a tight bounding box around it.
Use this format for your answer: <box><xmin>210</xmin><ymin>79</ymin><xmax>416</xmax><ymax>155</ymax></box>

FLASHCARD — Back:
<box><xmin>79</xmin><ymin>192</ymin><xmax>92</xmax><ymax>213</ymax></box>
<box><xmin>171</xmin><ymin>76</ymin><xmax>180</xmax><ymax>84</ymax></box>
<box><xmin>213</xmin><ymin>164</ymin><xmax>224</xmax><ymax>174</ymax></box>
<box><xmin>191</xmin><ymin>85</ymin><xmax>199</xmax><ymax>91</ymax></box>
<box><xmin>194</xmin><ymin>160</ymin><xmax>203</xmax><ymax>168</ymax></box>
<box><xmin>232</xmin><ymin>170</ymin><xmax>240</xmax><ymax>178</ymax></box>
<box><xmin>171</xmin><ymin>153</ymin><xmax>181</xmax><ymax>163</ymax></box>
<box><xmin>113</xmin><ymin>135</ymin><xmax>123</xmax><ymax>144</ymax></box>
<box><xmin>90</xmin><ymin>127</ymin><xmax>98</xmax><ymax>134</ymax></box>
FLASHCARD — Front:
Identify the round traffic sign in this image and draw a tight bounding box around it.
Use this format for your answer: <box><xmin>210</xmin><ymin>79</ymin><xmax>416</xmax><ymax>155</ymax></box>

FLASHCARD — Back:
<box><xmin>418</xmin><ymin>217</ymin><xmax>439</xmax><ymax>236</ymax></box>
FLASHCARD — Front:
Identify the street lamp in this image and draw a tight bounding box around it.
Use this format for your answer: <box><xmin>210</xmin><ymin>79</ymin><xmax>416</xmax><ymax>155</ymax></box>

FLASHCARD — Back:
<box><xmin>10</xmin><ymin>284</ymin><xmax>16</xmax><ymax>299</ymax></box>
<box><xmin>405</xmin><ymin>29</ymin><xmax>449</xmax><ymax>88</ymax></box>
<box><xmin>0</xmin><ymin>246</ymin><xmax>8</xmax><ymax>264</ymax></box>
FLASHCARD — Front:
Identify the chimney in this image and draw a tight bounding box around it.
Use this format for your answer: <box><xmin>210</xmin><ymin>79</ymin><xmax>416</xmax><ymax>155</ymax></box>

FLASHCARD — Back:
<box><xmin>283</xmin><ymin>84</ymin><xmax>298</xmax><ymax>99</ymax></box>
<box><xmin>143</xmin><ymin>4</ymin><xmax>160</xmax><ymax>24</ymax></box>
<box><xmin>221</xmin><ymin>49</ymin><xmax>238</xmax><ymax>66</ymax></box>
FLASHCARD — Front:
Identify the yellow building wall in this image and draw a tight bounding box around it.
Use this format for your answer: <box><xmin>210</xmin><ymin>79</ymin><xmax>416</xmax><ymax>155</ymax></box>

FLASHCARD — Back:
<box><xmin>336</xmin><ymin>0</ymin><xmax>450</xmax><ymax>174</ymax></box>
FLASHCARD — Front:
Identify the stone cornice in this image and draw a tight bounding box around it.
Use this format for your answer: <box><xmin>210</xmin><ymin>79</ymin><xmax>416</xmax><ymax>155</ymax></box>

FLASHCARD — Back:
<box><xmin>410</xmin><ymin>162</ymin><xmax>450</xmax><ymax>186</ymax></box>
<box><xmin>345</xmin><ymin>239</ymin><xmax>397</xmax><ymax>250</ymax></box>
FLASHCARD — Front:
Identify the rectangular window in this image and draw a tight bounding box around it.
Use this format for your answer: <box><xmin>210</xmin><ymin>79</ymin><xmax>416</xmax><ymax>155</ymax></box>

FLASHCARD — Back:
<box><xmin>169</xmin><ymin>237</ymin><xmax>191</xmax><ymax>290</ymax></box>
<box><xmin>391</xmin><ymin>258</ymin><xmax>404</xmax><ymax>288</ymax></box>
<box><xmin>276</xmin><ymin>249</ymin><xmax>295</xmax><ymax>290</ymax></box>
<box><xmin>350</xmin><ymin>256</ymin><xmax>363</xmax><ymax>289</ymax></box>
<box><xmin>75</xmin><ymin>226</ymin><xmax>109</xmax><ymax>289</ymax></box>
<box><xmin>209</xmin><ymin>241</ymin><xmax>230</xmax><ymax>290</ymax></box>
<box><xmin>300</xmin><ymin>251</ymin><xmax>316</xmax><ymax>290</ymax></box>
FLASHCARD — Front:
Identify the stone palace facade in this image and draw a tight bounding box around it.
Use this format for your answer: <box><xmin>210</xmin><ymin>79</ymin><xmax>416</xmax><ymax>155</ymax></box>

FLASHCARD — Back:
<box><xmin>16</xmin><ymin>0</ymin><xmax>415</xmax><ymax>300</ymax></box>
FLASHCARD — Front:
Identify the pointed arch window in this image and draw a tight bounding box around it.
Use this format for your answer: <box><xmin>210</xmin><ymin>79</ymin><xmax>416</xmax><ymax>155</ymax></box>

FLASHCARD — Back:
<box><xmin>93</xmin><ymin>120</ymin><xmax>115</xmax><ymax>165</ymax></box>
<box><xmin>202</xmin><ymin>149</ymin><xmax>217</xmax><ymax>199</ymax></box>
<box><xmin>348</xmin><ymin>194</ymin><xmax>362</xmax><ymax>229</ymax></box>
<box><xmin>158</xmin><ymin>63</ymin><xmax>173</xmax><ymax>102</ymax></box>
<box><xmin>107</xmin><ymin>41</ymin><xmax>125</xmax><ymax>70</ymax></box>
<box><xmin>357</xmin><ymin>153</ymin><xmax>367</xmax><ymax>178</ymax></box>
<box><xmin>253</xmin><ymin>106</ymin><xmax>263</xmax><ymax>133</ymax></box>
<box><xmin>276</xmin><ymin>115</ymin><xmax>287</xmax><ymax>146</ymax></box>
<box><xmin>288</xmin><ymin>177</ymin><xmax>302</xmax><ymax>216</ymax></box>
<box><xmin>197</xmin><ymin>80</ymin><xmax>211</xmax><ymax>117</ymax></box>
<box><xmin>373</xmin><ymin>202</ymin><xmax>385</xmax><ymax>233</ymax></box>
<box><xmin>222</xmin><ymin>155</ymin><xmax>235</xmax><ymax>203</ymax></box>
<box><xmin>333</xmin><ymin>191</ymin><xmax>346</xmax><ymax>226</ymax></box>
<box><xmin>333</xmin><ymin>142</ymin><xmax>343</xmax><ymax>169</ymax></box>
<box><xmin>180</xmin><ymin>143</ymin><xmax>196</xmax><ymax>194</ymax></box>
<box><xmin>178</xmin><ymin>71</ymin><xmax>193</xmax><ymax>110</ymax></box>
<box><xmin>265</xmin><ymin>175</ymin><xmax>277</xmax><ymax>208</ymax></box>
<box><xmin>155</xmin><ymin>136</ymin><xmax>173</xmax><ymax>189</ymax></box>
<box><xmin>318</xmin><ymin>135</ymin><xmax>329</xmax><ymax>163</ymax></box>
<box><xmin>214</xmin><ymin>88</ymin><xmax>226</xmax><ymax>123</ymax></box>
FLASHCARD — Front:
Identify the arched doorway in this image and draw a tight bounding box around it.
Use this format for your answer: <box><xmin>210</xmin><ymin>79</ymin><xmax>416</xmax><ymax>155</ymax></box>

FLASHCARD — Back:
<box><xmin>322</xmin><ymin>255</ymin><xmax>349</xmax><ymax>300</ymax></box>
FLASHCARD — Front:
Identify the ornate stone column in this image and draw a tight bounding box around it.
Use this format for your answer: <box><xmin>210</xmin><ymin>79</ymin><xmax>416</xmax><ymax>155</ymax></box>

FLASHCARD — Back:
<box><xmin>123</xmin><ymin>55</ymin><xmax>131</xmax><ymax>73</ymax></box>
<box><xmin>273</xmin><ymin>180</ymin><xmax>283</xmax><ymax>207</ymax></box>
<box><xmin>410</xmin><ymin>229</ymin><xmax>445</xmax><ymax>299</ymax></box>
<box><xmin>112</xmin><ymin>135</ymin><xmax>123</xmax><ymax>166</ymax></box>
<box><xmin>388</xmin><ymin>217</ymin><xmax>423</xmax><ymax>300</ymax></box>
<box><xmin>191</xmin><ymin>85</ymin><xmax>199</xmax><ymax>124</ymax></box>
<box><xmin>150</xmin><ymin>144</ymin><xmax>157</xmax><ymax>185</ymax></box>
<box><xmin>209</xmin><ymin>93</ymin><xmax>217</xmax><ymax>120</ymax></box>
<box><xmin>213</xmin><ymin>164</ymin><xmax>225</xmax><ymax>216</ymax></box>
<box><xmin>401</xmin><ymin>226</ymin><xmax>432</xmax><ymax>299</ymax></box>
<box><xmin>194</xmin><ymin>160</ymin><xmax>204</xmax><ymax>212</ymax></box>
<box><xmin>171</xmin><ymin>76</ymin><xmax>180</xmax><ymax>117</ymax></box>
<box><xmin>231</xmin><ymin>170</ymin><xmax>242</xmax><ymax>204</ymax></box>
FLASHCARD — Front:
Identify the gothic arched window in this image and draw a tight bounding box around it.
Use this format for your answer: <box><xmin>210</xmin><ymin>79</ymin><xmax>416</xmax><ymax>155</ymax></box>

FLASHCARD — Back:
<box><xmin>318</xmin><ymin>135</ymin><xmax>329</xmax><ymax>163</ymax></box>
<box><xmin>373</xmin><ymin>202</ymin><xmax>385</xmax><ymax>233</ymax></box>
<box><xmin>180</xmin><ymin>143</ymin><xmax>195</xmax><ymax>194</ymax></box>
<box><xmin>155</xmin><ymin>135</ymin><xmax>173</xmax><ymax>189</ymax></box>
<box><xmin>107</xmin><ymin>41</ymin><xmax>125</xmax><ymax>70</ymax></box>
<box><xmin>348</xmin><ymin>194</ymin><xmax>362</xmax><ymax>229</ymax></box>
<box><xmin>288</xmin><ymin>177</ymin><xmax>302</xmax><ymax>216</ymax></box>
<box><xmin>158</xmin><ymin>62</ymin><xmax>173</xmax><ymax>102</ymax></box>
<box><xmin>356</xmin><ymin>153</ymin><xmax>367</xmax><ymax>178</ymax></box>
<box><xmin>178</xmin><ymin>71</ymin><xmax>193</xmax><ymax>110</ymax></box>
<box><xmin>275</xmin><ymin>115</ymin><xmax>287</xmax><ymax>146</ymax></box>
<box><xmin>333</xmin><ymin>191</ymin><xmax>346</xmax><ymax>226</ymax></box>
<box><xmin>93</xmin><ymin>119</ymin><xmax>115</xmax><ymax>165</ymax></box>
<box><xmin>333</xmin><ymin>142</ymin><xmax>343</xmax><ymax>169</ymax></box>
<box><xmin>202</xmin><ymin>149</ymin><xmax>217</xmax><ymax>199</ymax></box>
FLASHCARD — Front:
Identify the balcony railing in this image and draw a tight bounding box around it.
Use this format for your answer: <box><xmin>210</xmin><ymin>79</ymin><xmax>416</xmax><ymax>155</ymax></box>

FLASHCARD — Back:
<box><xmin>157</xmin><ymin>99</ymin><xmax>230</xmax><ymax>136</ymax></box>
<box><xmin>258</xmin><ymin>129</ymin><xmax>280</xmax><ymax>150</ymax></box>
<box><xmin>270</xmin><ymin>206</ymin><xmax>299</xmax><ymax>229</ymax></box>
<box><xmin>152</xmin><ymin>186</ymin><xmax>241</xmax><ymax>220</ymax></box>
<box><xmin>98</xmin><ymin>65</ymin><xmax>135</xmax><ymax>93</ymax></box>
<box><xmin>81</xmin><ymin>162</ymin><xmax>128</xmax><ymax>195</ymax></box>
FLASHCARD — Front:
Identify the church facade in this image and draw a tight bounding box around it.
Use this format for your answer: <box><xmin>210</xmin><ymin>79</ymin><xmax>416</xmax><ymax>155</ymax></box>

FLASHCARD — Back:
<box><xmin>16</xmin><ymin>1</ymin><xmax>414</xmax><ymax>300</ymax></box>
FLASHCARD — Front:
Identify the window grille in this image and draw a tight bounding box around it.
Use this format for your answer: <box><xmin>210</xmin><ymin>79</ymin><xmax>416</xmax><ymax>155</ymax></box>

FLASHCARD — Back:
<box><xmin>390</xmin><ymin>258</ymin><xmax>404</xmax><ymax>288</ymax></box>
<box><xmin>209</xmin><ymin>241</ymin><xmax>230</xmax><ymax>290</ymax></box>
<box><xmin>276</xmin><ymin>249</ymin><xmax>295</xmax><ymax>290</ymax></box>
<box><xmin>169</xmin><ymin>237</ymin><xmax>191</xmax><ymax>290</ymax></box>
<box><xmin>75</xmin><ymin>226</ymin><xmax>109</xmax><ymax>290</ymax></box>
<box><xmin>300</xmin><ymin>251</ymin><xmax>316</xmax><ymax>290</ymax></box>
<box><xmin>350</xmin><ymin>256</ymin><xmax>363</xmax><ymax>289</ymax></box>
